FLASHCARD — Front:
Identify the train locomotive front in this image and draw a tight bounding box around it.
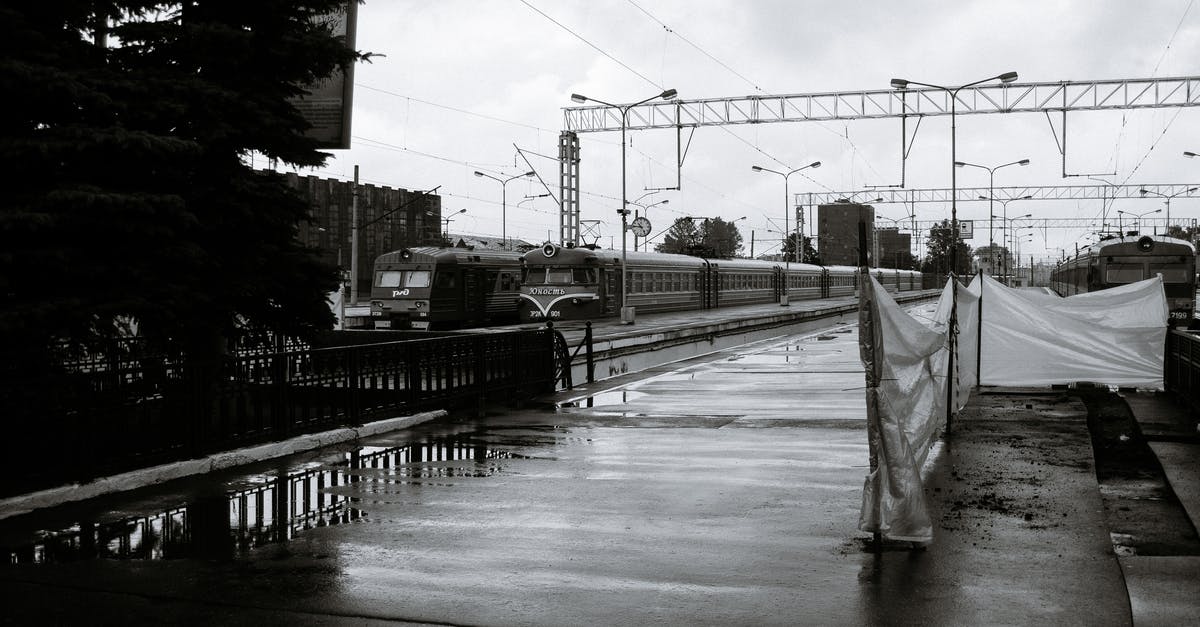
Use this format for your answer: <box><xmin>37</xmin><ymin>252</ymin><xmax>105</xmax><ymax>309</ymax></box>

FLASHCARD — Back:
<box><xmin>370</xmin><ymin>247</ymin><xmax>524</xmax><ymax>329</ymax></box>
<box><xmin>518</xmin><ymin>244</ymin><xmax>615</xmax><ymax>322</ymax></box>
<box><xmin>1051</xmin><ymin>234</ymin><xmax>1196</xmax><ymax>326</ymax></box>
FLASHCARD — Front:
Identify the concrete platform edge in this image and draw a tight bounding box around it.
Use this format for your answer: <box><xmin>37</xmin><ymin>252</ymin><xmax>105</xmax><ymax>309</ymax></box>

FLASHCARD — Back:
<box><xmin>0</xmin><ymin>410</ymin><xmax>446</xmax><ymax>521</ymax></box>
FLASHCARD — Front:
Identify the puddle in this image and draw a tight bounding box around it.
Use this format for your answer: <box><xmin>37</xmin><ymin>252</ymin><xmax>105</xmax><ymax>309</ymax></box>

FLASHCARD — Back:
<box><xmin>3</xmin><ymin>435</ymin><xmax>528</xmax><ymax>565</ymax></box>
<box><xmin>559</xmin><ymin>389</ymin><xmax>648</xmax><ymax>408</ymax></box>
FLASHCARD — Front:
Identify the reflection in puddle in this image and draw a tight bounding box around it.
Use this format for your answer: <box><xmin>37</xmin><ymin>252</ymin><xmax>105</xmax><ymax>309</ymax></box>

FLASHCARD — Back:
<box><xmin>5</xmin><ymin>436</ymin><xmax>524</xmax><ymax>565</ymax></box>
<box><xmin>559</xmin><ymin>389</ymin><xmax>647</xmax><ymax>409</ymax></box>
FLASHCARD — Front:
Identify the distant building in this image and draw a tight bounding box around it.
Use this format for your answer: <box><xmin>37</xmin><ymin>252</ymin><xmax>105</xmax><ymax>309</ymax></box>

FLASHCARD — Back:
<box><xmin>285</xmin><ymin>172</ymin><xmax>442</xmax><ymax>298</ymax></box>
<box><xmin>874</xmin><ymin>227</ymin><xmax>913</xmax><ymax>269</ymax></box>
<box><xmin>817</xmin><ymin>202</ymin><xmax>875</xmax><ymax>266</ymax></box>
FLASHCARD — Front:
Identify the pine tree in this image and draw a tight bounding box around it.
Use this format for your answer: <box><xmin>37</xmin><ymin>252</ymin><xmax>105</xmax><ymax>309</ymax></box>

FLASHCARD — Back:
<box><xmin>0</xmin><ymin>3</ymin><xmax>362</xmax><ymax>357</ymax></box>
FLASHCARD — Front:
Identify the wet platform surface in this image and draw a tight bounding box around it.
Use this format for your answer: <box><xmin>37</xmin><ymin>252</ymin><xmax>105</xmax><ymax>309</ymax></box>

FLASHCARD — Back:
<box><xmin>0</xmin><ymin>301</ymin><xmax>1190</xmax><ymax>624</ymax></box>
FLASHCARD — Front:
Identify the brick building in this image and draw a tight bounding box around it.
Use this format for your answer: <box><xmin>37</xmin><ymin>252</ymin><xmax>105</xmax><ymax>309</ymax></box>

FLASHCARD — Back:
<box><xmin>817</xmin><ymin>202</ymin><xmax>875</xmax><ymax>266</ymax></box>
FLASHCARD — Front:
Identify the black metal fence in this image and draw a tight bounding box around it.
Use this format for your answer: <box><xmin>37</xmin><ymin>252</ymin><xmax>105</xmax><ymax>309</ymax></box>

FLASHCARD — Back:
<box><xmin>1165</xmin><ymin>329</ymin><xmax>1200</xmax><ymax>411</ymax></box>
<box><xmin>1</xmin><ymin>329</ymin><xmax>565</xmax><ymax>498</ymax></box>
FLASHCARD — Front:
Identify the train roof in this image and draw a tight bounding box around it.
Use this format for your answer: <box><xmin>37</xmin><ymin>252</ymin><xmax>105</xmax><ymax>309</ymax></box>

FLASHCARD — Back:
<box><xmin>374</xmin><ymin>246</ymin><xmax>525</xmax><ymax>266</ymax></box>
<box><xmin>1072</xmin><ymin>233</ymin><xmax>1195</xmax><ymax>259</ymax></box>
<box><xmin>524</xmin><ymin>245</ymin><xmax>709</xmax><ymax>267</ymax></box>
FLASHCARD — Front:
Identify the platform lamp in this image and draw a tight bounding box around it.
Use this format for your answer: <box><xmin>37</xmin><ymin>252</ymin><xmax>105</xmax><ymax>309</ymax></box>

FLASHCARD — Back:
<box><xmin>1140</xmin><ymin>187</ymin><xmax>1198</xmax><ymax>236</ymax></box>
<box><xmin>474</xmin><ymin>169</ymin><xmax>535</xmax><ymax>249</ymax></box>
<box><xmin>570</xmin><ymin>88</ymin><xmax>678</xmax><ymax>324</ymax></box>
<box><xmin>751</xmin><ymin>161</ymin><xmax>821</xmax><ymax>305</ymax></box>
<box><xmin>957</xmin><ymin>158</ymin><xmax>1029</xmax><ymax>277</ymax></box>
<box><xmin>890</xmin><ymin>70</ymin><xmax>1018</xmax><ymax>435</ymax></box>
<box><xmin>1118</xmin><ymin>208</ymin><xmax>1162</xmax><ymax>235</ymax></box>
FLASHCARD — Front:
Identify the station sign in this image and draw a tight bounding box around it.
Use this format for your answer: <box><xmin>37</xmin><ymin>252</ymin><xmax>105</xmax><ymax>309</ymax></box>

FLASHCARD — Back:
<box><xmin>958</xmin><ymin>220</ymin><xmax>973</xmax><ymax>239</ymax></box>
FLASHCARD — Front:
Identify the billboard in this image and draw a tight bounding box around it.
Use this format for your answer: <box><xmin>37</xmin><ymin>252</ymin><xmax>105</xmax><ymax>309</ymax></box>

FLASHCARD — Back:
<box><xmin>290</xmin><ymin>2</ymin><xmax>358</xmax><ymax>149</ymax></box>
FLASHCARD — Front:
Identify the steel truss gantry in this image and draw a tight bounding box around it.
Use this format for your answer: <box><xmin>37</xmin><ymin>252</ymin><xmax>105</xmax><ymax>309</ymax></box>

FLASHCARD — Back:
<box><xmin>800</xmin><ymin>183</ymin><xmax>1200</xmax><ymax>206</ymax></box>
<box><xmin>556</xmin><ymin>76</ymin><xmax>1200</xmax><ymax>246</ymax></box>
<box><xmin>563</xmin><ymin>76</ymin><xmax>1200</xmax><ymax>132</ymax></box>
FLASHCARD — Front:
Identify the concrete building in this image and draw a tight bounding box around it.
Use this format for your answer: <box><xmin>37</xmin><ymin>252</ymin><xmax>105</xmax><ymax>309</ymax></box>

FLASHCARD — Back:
<box><xmin>817</xmin><ymin>202</ymin><xmax>875</xmax><ymax>266</ymax></box>
<box><xmin>286</xmin><ymin>172</ymin><xmax>443</xmax><ymax>298</ymax></box>
<box><xmin>874</xmin><ymin>227</ymin><xmax>913</xmax><ymax>269</ymax></box>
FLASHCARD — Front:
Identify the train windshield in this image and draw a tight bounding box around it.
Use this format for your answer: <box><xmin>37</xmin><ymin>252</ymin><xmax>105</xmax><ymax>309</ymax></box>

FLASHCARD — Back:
<box><xmin>526</xmin><ymin>267</ymin><xmax>596</xmax><ymax>285</ymax></box>
<box><xmin>1154</xmin><ymin>266</ymin><xmax>1192</xmax><ymax>284</ymax></box>
<box><xmin>1105</xmin><ymin>264</ymin><xmax>1143</xmax><ymax>284</ymax></box>
<box><xmin>376</xmin><ymin>270</ymin><xmax>431</xmax><ymax>288</ymax></box>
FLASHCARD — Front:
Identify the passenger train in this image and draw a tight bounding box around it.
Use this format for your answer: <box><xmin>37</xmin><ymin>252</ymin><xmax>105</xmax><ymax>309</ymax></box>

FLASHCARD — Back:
<box><xmin>1050</xmin><ymin>233</ymin><xmax>1196</xmax><ymax>326</ymax></box>
<box><xmin>368</xmin><ymin>247</ymin><xmax>524</xmax><ymax>329</ymax></box>
<box><xmin>518</xmin><ymin>243</ymin><xmax>923</xmax><ymax>323</ymax></box>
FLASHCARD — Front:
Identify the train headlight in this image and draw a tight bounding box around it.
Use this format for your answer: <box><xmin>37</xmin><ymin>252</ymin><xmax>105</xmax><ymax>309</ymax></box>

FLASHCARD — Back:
<box><xmin>572</xmin><ymin>298</ymin><xmax>581</xmax><ymax>305</ymax></box>
<box><xmin>415</xmin><ymin>301</ymin><xmax>426</xmax><ymax>308</ymax></box>
<box><xmin>1137</xmin><ymin>236</ymin><xmax>1154</xmax><ymax>252</ymax></box>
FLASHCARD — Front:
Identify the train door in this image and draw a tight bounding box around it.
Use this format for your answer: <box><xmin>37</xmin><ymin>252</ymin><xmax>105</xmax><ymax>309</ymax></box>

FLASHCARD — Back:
<box><xmin>772</xmin><ymin>266</ymin><xmax>784</xmax><ymax>303</ymax></box>
<box><xmin>462</xmin><ymin>268</ymin><xmax>484</xmax><ymax>319</ymax></box>
<box><xmin>602</xmin><ymin>268</ymin><xmax>620</xmax><ymax>315</ymax></box>
<box><xmin>820</xmin><ymin>269</ymin><xmax>830</xmax><ymax>298</ymax></box>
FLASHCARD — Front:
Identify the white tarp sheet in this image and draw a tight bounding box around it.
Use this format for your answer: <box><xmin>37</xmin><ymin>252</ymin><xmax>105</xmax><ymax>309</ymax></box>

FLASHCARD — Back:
<box><xmin>976</xmin><ymin>274</ymin><xmax>1167</xmax><ymax>389</ymax></box>
<box><xmin>858</xmin><ymin>275</ymin><xmax>948</xmax><ymax>542</ymax></box>
<box><xmin>859</xmin><ymin>273</ymin><xmax>1169</xmax><ymax>542</ymax></box>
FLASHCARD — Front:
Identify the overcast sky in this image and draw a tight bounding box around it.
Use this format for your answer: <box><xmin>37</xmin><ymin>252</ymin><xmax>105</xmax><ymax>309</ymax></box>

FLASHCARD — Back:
<box><xmin>288</xmin><ymin>0</ymin><xmax>1200</xmax><ymax>261</ymax></box>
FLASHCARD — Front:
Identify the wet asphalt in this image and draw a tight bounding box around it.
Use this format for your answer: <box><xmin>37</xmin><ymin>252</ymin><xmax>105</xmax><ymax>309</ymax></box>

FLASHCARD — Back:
<box><xmin>0</xmin><ymin>306</ymin><xmax>1134</xmax><ymax>625</ymax></box>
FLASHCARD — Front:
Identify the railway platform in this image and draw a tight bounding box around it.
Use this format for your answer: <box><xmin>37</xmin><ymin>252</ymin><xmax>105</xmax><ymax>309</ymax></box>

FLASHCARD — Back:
<box><xmin>1</xmin><ymin>298</ymin><xmax>1196</xmax><ymax>624</ymax></box>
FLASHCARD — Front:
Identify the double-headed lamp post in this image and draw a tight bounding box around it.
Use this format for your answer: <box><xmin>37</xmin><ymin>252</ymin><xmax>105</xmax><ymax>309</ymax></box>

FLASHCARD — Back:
<box><xmin>474</xmin><ymin>170</ymin><xmax>534</xmax><ymax>249</ymax></box>
<box><xmin>890</xmin><ymin>70</ymin><xmax>1018</xmax><ymax>433</ymax></box>
<box><xmin>751</xmin><ymin>161</ymin><xmax>821</xmax><ymax>305</ymax></box>
<box><xmin>1002</xmin><ymin>213</ymin><xmax>1032</xmax><ymax>285</ymax></box>
<box><xmin>890</xmin><ymin>72</ymin><xmax>1018</xmax><ymax>276</ymax></box>
<box><xmin>441</xmin><ymin>208</ymin><xmax>466</xmax><ymax>238</ymax></box>
<box><xmin>1140</xmin><ymin>187</ymin><xmax>1198</xmax><ymax>235</ymax></box>
<box><xmin>571</xmin><ymin>88</ymin><xmax>678</xmax><ymax>324</ymax></box>
<box><xmin>1118</xmin><ymin>208</ymin><xmax>1162</xmax><ymax>234</ymax></box>
<box><xmin>956</xmin><ymin>158</ymin><xmax>1030</xmax><ymax>276</ymax></box>
<box><xmin>979</xmin><ymin>194</ymin><xmax>1032</xmax><ymax>278</ymax></box>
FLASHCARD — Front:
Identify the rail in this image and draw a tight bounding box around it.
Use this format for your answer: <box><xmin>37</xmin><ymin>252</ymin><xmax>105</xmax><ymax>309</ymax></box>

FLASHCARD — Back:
<box><xmin>0</xmin><ymin>329</ymin><xmax>562</xmax><ymax>497</ymax></box>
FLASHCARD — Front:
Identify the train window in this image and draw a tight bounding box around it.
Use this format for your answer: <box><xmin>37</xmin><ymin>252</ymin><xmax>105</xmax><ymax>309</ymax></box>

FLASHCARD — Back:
<box><xmin>546</xmin><ymin>267</ymin><xmax>573</xmax><ymax>283</ymax></box>
<box><xmin>1105</xmin><ymin>264</ymin><xmax>1143</xmax><ymax>284</ymax></box>
<box><xmin>499</xmin><ymin>272</ymin><xmax>516</xmax><ymax>291</ymax></box>
<box><xmin>525</xmin><ymin>268</ymin><xmax>546</xmax><ymax>284</ymax></box>
<box><xmin>377</xmin><ymin>271</ymin><xmax>403</xmax><ymax>288</ymax></box>
<box><xmin>1156</xmin><ymin>267</ymin><xmax>1192</xmax><ymax>284</ymax></box>
<box><xmin>434</xmin><ymin>272</ymin><xmax>456</xmax><ymax>288</ymax></box>
<box><xmin>572</xmin><ymin>268</ymin><xmax>596</xmax><ymax>284</ymax></box>
<box><xmin>377</xmin><ymin>270</ymin><xmax>430</xmax><ymax>288</ymax></box>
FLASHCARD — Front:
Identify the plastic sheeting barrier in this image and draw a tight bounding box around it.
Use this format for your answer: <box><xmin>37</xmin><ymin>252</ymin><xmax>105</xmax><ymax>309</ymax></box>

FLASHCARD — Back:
<box><xmin>858</xmin><ymin>274</ymin><xmax>1167</xmax><ymax>542</ymax></box>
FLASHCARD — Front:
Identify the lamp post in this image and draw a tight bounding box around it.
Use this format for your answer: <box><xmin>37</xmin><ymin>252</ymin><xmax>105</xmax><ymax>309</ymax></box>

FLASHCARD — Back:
<box><xmin>1000</xmin><ymin>213</ymin><xmax>1032</xmax><ymax>285</ymax></box>
<box><xmin>893</xmin><ymin>71</ymin><xmax>1019</xmax><ymax>433</ymax></box>
<box><xmin>956</xmin><ymin>158</ymin><xmax>1030</xmax><ymax>276</ymax></box>
<box><xmin>979</xmin><ymin>195</ymin><xmax>1032</xmax><ymax>278</ymax></box>
<box><xmin>1185</xmin><ymin>151</ymin><xmax>1197</xmax><ymax>159</ymax></box>
<box><xmin>1140</xmin><ymin>187</ymin><xmax>1198</xmax><ymax>236</ymax></box>
<box><xmin>751</xmin><ymin>161</ymin><xmax>821</xmax><ymax>304</ymax></box>
<box><xmin>891</xmin><ymin>71</ymin><xmax>1018</xmax><ymax>275</ymax></box>
<box><xmin>474</xmin><ymin>169</ymin><xmax>535</xmax><ymax>250</ymax></box>
<box><xmin>571</xmin><ymin>88</ymin><xmax>677</xmax><ymax>324</ymax></box>
<box><xmin>1118</xmin><ymin>208</ymin><xmax>1162</xmax><ymax>235</ymax></box>
<box><xmin>441</xmin><ymin>208</ymin><xmax>466</xmax><ymax>238</ymax></box>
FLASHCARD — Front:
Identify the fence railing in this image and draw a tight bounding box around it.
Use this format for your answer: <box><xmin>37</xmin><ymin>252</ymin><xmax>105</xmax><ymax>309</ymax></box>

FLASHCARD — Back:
<box><xmin>0</xmin><ymin>328</ymin><xmax>564</xmax><ymax>498</ymax></box>
<box><xmin>1165</xmin><ymin>329</ymin><xmax>1200</xmax><ymax>411</ymax></box>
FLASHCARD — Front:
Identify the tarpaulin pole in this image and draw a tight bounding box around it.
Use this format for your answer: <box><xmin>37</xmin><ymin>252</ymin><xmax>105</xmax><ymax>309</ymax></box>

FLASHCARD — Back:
<box><xmin>857</xmin><ymin>221</ymin><xmax>883</xmax><ymax>550</ymax></box>
<box><xmin>976</xmin><ymin>269</ymin><xmax>983</xmax><ymax>386</ymax></box>
<box><xmin>947</xmin><ymin>272</ymin><xmax>957</xmax><ymax>436</ymax></box>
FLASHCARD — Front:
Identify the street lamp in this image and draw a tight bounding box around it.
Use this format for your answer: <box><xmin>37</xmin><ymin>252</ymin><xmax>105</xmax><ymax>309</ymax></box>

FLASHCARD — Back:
<box><xmin>752</xmin><ymin>160</ymin><xmax>821</xmax><ymax>305</ymax></box>
<box><xmin>891</xmin><ymin>71</ymin><xmax>1018</xmax><ymax>278</ymax></box>
<box><xmin>956</xmin><ymin>158</ymin><xmax>1030</xmax><ymax>275</ymax></box>
<box><xmin>474</xmin><ymin>169</ymin><xmax>535</xmax><ymax>249</ymax></box>
<box><xmin>1118</xmin><ymin>208</ymin><xmax>1162</xmax><ymax>235</ymax></box>
<box><xmin>1140</xmin><ymin>187</ymin><xmax>1198</xmax><ymax>235</ymax></box>
<box><xmin>1185</xmin><ymin>151</ymin><xmax>1197</xmax><ymax>158</ymax></box>
<box><xmin>571</xmin><ymin>88</ymin><xmax>678</xmax><ymax>324</ymax></box>
<box><xmin>979</xmin><ymin>194</ymin><xmax>1032</xmax><ymax>279</ymax></box>
<box><xmin>999</xmin><ymin>213</ymin><xmax>1032</xmax><ymax>285</ymax></box>
<box><xmin>440</xmin><ymin>208</ymin><xmax>466</xmax><ymax>238</ymax></box>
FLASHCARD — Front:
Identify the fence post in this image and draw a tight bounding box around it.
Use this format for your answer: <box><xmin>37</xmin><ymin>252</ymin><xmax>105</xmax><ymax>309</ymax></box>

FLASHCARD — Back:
<box><xmin>348</xmin><ymin>346</ymin><xmax>362</xmax><ymax>427</ymax></box>
<box><xmin>585</xmin><ymin>321</ymin><xmax>594</xmax><ymax>384</ymax></box>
